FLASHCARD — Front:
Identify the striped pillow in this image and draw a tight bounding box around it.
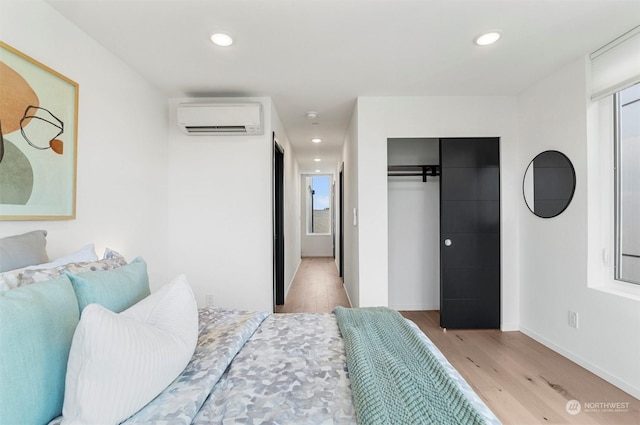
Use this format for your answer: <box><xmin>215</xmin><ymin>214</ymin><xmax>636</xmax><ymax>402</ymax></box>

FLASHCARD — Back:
<box><xmin>61</xmin><ymin>274</ymin><xmax>198</xmax><ymax>425</ymax></box>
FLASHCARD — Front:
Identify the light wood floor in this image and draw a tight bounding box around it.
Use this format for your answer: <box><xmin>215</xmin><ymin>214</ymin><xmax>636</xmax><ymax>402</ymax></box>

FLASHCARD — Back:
<box><xmin>402</xmin><ymin>311</ymin><xmax>639</xmax><ymax>425</ymax></box>
<box><xmin>275</xmin><ymin>257</ymin><xmax>350</xmax><ymax>313</ymax></box>
<box><xmin>277</xmin><ymin>257</ymin><xmax>639</xmax><ymax>424</ymax></box>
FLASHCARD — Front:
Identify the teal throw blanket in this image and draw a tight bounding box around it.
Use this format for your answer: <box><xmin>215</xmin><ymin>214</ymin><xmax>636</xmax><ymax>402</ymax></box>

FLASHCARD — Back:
<box><xmin>334</xmin><ymin>306</ymin><xmax>487</xmax><ymax>425</ymax></box>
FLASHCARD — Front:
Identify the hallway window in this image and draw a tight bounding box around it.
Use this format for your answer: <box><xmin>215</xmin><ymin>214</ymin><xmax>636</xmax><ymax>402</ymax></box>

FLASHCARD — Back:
<box><xmin>306</xmin><ymin>175</ymin><xmax>332</xmax><ymax>235</ymax></box>
<box><xmin>615</xmin><ymin>83</ymin><xmax>640</xmax><ymax>284</ymax></box>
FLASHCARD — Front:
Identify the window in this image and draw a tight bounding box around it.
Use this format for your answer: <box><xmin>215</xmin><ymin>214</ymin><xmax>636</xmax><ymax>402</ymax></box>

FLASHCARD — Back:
<box><xmin>588</xmin><ymin>26</ymin><xmax>640</xmax><ymax>296</ymax></box>
<box><xmin>615</xmin><ymin>83</ymin><xmax>640</xmax><ymax>284</ymax></box>
<box><xmin>306</xmin><ymin>175</ymin><xmax>331</xmax><ymax>235</ymax></box>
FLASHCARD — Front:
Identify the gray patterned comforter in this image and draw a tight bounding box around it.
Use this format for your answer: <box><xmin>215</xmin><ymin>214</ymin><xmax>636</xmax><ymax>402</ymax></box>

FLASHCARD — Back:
<box><xmin>193</xmin><ymin>312</ymin><xmax>356</xmax><ymax>424</ymax></box>
<box><xmin>50</xmin><ymin>308</ymin><xmax>500</xmax><ymax>424</ymax></box>
<box><xmin>123</xmin><ymin>308</ymin><xmax>271</xmax><ymax>424</ymax></box>
<box><xmin>126</xmin><ymin>309</ymin><xmax>355</xmax><ymax>424</ymax></box>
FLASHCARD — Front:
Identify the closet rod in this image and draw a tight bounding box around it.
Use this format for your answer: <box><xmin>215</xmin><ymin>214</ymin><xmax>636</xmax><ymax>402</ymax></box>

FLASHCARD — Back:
<box><xmin>387</xmin><ymin>165</ymin><xmax>440</xmax><ymax>182</ymax></box>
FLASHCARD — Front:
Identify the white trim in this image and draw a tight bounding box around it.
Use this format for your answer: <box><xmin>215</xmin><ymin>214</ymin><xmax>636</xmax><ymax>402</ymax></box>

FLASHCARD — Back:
<box><xmin>283</xmin><ymin>258</ymin><xmax>302</xmax><ymax>300</ymax></box>
<box><xmin>590</xmin><ymin>283</ymin><xmax>640</xmax><ymax>302</ymax></box>
<box><xmin>590</xmin><ymin>25</ymin><xmax>640</xmax><ymax>100</ymax></box>
<box><xmin>388</xmin><ymin>303</ymin><xmax>440</xmax><ymax>311</ymax></box>
<box><xmin>343</xmin><ymin>282</ymin><xmax>354</xmax><ymax>308</ymax></box>
<box><xmin>500</xmin><ymin>322</ymin><xmax>519</xmax><ymax>332</ymax></box>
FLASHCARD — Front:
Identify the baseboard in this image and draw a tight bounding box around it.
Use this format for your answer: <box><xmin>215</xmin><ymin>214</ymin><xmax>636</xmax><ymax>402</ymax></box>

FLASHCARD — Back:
<box><xmin>520</xmin><ymin>326</ymin><xmax>640</xmax><ymax>399</ymax></box>
<box><xmin>343</xmin><ymin>282</ymin><xmax>354</xmax><ymax>308</ymax></box>
<box><xmin>284</xmin><ymin>259</ymin><xmax>302</xmax><ymax>299</ymax></box>
<box><xmin>388</xmin><ymin>304</ymin><xmax>439</xmax><ymax>311</ymax></box>
<box><xmin>500</xmin><ymin>322</ymin><xmax>519</xmax><ymax>332</ymax></box>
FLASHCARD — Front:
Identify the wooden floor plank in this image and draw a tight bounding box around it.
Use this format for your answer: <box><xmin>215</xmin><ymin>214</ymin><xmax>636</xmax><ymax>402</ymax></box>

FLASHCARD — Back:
<box><xmin>275</xmin><ymin>257</ymin><xmax>350</xmax><ymax>313</ymax></box>
<box><xmin>401</xmin><ymin>310</ymin><xmax>639</xmax><ymax>425</ymax></box>
<box><xmin>276</xmin><ymin>258</ymin><xmax>639</xmax><ymax>424</ymax></box>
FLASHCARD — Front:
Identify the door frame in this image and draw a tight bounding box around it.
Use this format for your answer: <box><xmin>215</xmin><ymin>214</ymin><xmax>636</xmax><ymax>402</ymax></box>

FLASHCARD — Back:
<box><xmin>339</xmin><ymin>162</ymin><xmax>345</xmax><ymax>280</ymax></box>
<box><xmin>273</xmin><ymin>134</ymin><xmax>285</xmax><ymax>307</ymax></box>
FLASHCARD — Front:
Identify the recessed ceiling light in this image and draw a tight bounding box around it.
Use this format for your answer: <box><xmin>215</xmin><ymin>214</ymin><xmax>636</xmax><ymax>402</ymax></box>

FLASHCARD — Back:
<box><xmin>313</xmin><ymin>158</ymin><xmax>321</xmax><ymax>162</ymax></box>
<box><xmin>474</xmin><ymin>31</ymin><xmax>501</xmax><ymax>46</ymax></box>
<box><xmin>306</xmin><ymin>111</ymin><xmax>318</xmax><ymax>119</ymax></box>
<box><xmin>311</xmin><ymin>138</ymin><xmax>322</xmax><ymax>143</ymax></box>
<box><xmin>211</xmin><ymin>33</ymin><xmax>233</xmax><ymax>47</ymax></box>
<box><xmin>315</xmin><ymin>169</ymin><xmax>321</xmax><ymax>173</ymax></box>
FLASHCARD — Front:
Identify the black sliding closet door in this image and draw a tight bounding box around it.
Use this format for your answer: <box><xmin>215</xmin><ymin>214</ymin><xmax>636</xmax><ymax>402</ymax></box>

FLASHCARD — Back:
<box><xmin>440</xmin><ymin>138</ymin><xmax>500</xmax><ymax>329</ymax></box>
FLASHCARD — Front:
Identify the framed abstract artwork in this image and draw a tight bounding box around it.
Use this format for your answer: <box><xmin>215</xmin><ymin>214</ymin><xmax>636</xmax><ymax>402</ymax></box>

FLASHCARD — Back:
<box><xmin>0</xmin><ymin>42</ymin><xmax>78</xmax><ymax>220</ymax></box>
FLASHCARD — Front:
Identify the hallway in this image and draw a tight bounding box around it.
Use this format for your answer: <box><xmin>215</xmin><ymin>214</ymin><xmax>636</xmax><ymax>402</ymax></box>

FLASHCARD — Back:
<box><xmin>275</xmin><ymin>257</ymin><xmax>350</xmax><ymax>313</ymax></box>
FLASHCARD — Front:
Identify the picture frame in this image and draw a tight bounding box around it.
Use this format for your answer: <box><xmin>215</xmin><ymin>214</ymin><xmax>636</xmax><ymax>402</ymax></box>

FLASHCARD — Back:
<box><xmin>0</xmin><ymin>41</ymin><xmax>79</xmax><ymax>220</ymax></box>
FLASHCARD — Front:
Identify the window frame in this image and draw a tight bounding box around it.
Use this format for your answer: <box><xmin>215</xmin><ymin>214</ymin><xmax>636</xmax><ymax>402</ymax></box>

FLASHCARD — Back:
<box><xmin>586</xmin><ymin>92</ymin><xmax>640</xmax><ymax>301</ymax></box>
<box><xmin>614</xmin><ymin>85</ymin><xmax>640</xmax><ymax>285</ymax></box>
<box><xmin>305</xmin><ymin>174</ymin><xmax>333</xmax><ymax>236</ymax></box>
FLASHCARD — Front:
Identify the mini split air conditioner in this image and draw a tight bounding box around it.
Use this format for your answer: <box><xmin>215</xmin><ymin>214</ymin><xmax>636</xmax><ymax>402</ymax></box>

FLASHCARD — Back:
<box><xmin>177</xmin><ymin>102</ymin><xmax>264</xmax><ymax>136</ymax></box>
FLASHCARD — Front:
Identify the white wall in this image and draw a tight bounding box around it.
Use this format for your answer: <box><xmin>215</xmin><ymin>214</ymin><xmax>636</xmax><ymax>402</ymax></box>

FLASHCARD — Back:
<box><xmin>1</xmin><ymin>2</ymin><xmax>300</xmax><ymax>313</ymax></box>
<box><xmin>518</xmin><ymin>58</ymin><xmax>640</xmax><ymax>398</ymax></box>
<box><xmin>0</xmin><ymin>0</ymin><xmax>170</xmax><ymax>287</ymax></box>
<box><xmin>351</xmin><ymin>96</ymin><xmax>520</xmax><ymax>330</ymax></box>
<box><xmin>272</xmin><ymin>106</ymin><xmax>302</xmax><ymax>298</ymax></box>
<box><xmin>167</xmin><ymin>97</ymin><xmax>295</xmax><ymax>312</ymax></box>
<box><xmin>341</xmin><ymin>106</ymin><xmax>360</xmax><ymax>307</ymax></box>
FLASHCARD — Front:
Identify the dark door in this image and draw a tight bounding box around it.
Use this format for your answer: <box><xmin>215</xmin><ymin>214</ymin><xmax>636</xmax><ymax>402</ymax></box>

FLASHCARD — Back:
<box><xmin>339</xmin><ymin>163</ymin><xmax>344</xmax><ymax>280</ymax></box>
<box><xmin>440</xmin><ymin>138</ymin><xmax>500</xmax><ymax>329</ymax></box>
<box><xmin>332</xmin><ymin>181</ymin><xmax>336</xmax><ymax>258</ymax></box>
<box><xmin>273</xmin><ymin>137</ymin><xmax>285</xmax><ymax>306</ymax></box>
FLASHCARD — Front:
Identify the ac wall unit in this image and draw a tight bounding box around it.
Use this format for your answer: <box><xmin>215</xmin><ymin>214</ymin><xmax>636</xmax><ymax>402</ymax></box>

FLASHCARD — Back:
<box><xmin>177</xmin><ymin>102</ymin><xmax>264</xmax><ymax>135</ymax></box>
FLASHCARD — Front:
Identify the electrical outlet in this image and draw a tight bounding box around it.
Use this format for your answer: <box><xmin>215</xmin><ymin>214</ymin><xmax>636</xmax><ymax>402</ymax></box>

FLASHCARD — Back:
<box><xmin>206</xmin><ymin>294</ymin><xmax>215</xmax><ymax>307</ymax></box>
<box><xmin>568</xmin><ymin>311</ymin><xmax>578</xmax><ymax>328</ymax></box>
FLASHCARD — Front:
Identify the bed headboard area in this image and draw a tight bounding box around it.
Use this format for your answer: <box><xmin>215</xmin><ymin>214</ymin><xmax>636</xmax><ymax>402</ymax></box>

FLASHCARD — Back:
<box><xmin>0</xmin><ymin>230</ymin><xmax>156</xmax><ymax>424</ymax></box>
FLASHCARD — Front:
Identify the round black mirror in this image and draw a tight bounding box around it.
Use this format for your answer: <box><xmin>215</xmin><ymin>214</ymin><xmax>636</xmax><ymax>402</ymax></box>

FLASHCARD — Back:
<box><xmin>523</xmin><ymin>150</ymin><xmax>576</xmax><ymax>218</ymax></box>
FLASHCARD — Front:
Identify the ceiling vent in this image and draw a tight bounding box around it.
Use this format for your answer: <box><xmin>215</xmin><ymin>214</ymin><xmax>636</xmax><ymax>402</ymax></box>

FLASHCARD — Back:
<box><xmin>177</xmin><ymin>103</ymin><xmax>263</xmax><ymax>136</ymax></box>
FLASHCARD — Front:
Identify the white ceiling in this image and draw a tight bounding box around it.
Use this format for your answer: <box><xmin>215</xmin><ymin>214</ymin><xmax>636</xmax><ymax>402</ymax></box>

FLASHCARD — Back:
<box><xmin>47</xmin><ymin>0</ymin><xmax>640</xmax><ymax>173</ymax></box>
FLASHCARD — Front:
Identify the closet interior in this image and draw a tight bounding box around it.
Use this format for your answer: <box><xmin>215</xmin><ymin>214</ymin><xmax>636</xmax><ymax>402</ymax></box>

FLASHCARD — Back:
<box><xmin>387</xmin><ymin>138</ymin><xmax>441</xmax><ymax>311</ymax></box>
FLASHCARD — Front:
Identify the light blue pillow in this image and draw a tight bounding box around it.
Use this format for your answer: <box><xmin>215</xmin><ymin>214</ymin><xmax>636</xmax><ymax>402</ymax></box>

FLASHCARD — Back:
<box><xmin>0</xmin><ymin>275</ymin><xmax>79</xmax><ymax>425</ymax></box>
<box><xmin>66</xmin><ymin>257</ymin><xmax>150</xmax><ymax>313</ymax></box>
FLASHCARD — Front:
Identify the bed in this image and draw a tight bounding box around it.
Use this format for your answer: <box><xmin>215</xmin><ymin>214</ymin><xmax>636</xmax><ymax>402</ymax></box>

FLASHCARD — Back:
<box><xmin>0</xmin><ymin>230</ymin><xmax>501</xmax><ymax>425</ymax></box>
<box><xmin>121</xmin><ymin>307</ymin><xmax>501</xmax><ymax>425</ymax></box>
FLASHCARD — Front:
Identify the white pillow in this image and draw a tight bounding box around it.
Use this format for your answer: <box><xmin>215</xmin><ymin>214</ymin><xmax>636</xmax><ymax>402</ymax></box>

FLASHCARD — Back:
<box><xmin>61</xmin><ymin>274</ymin><xmax>198</xmax><ymax>425</ymax></box>
<box><xmin>26</xmin><ymin>244</ymin><xmax>98</xmax><ymax>270</ymax></box>
<box><xmin>0</xmin><ymin>267</ymin><xmax>27</xmax><ymax>293</ymax></box>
